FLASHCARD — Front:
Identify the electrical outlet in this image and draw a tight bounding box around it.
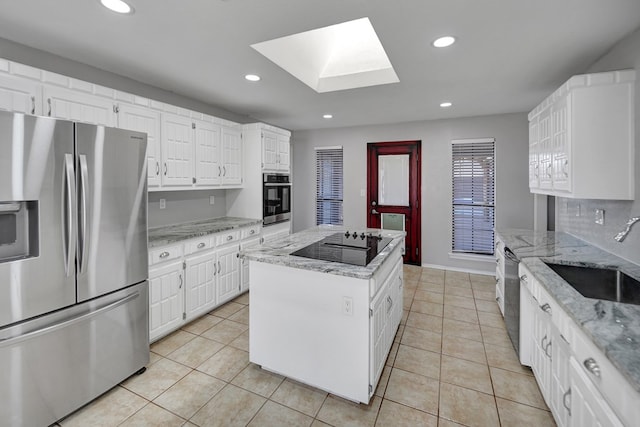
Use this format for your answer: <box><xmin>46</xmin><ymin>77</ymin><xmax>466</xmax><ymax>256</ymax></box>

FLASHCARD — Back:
<box><xmin>595</xmin><ymin>209</ymin><xmax>605</xmax><ymax>225</ymax></box>
<box><xmin>575</xmin><ymin>203</ymin><xmax>581</xmax><ymax>217</ymax></box>
<box><xmin>159</xmin><ymin>199</ymin><xmax>166</xmax><ymax>209</ymax></box>
<box><xmin>342</xmin><ymin>297</ymin><xmax>353</xmax><ymax>316</ymax></box>
<box><xmin>209</xmin><ymin>196</ymin><xmax>215</xmax><ymax>205</ymax></box>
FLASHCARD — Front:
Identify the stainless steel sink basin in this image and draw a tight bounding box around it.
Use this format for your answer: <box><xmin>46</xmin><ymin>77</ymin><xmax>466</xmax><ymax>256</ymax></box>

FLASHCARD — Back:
<box><xmin>544</xmin><ymin>263</ymin><xmax>640</xmax><ymax>306</ymax></box>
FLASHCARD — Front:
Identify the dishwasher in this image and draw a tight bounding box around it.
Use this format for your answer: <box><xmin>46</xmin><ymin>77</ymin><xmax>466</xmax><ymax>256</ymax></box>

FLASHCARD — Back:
<box><xmin>502</xmin><ymin>246</ymin><xmax>523</xmax><ymax>360</ymax></box>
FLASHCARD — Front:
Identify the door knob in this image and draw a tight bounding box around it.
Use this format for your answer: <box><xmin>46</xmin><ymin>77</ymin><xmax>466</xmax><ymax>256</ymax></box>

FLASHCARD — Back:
<box><xmin>371</xmin><ymin>209</ymin><xmax>379</xmax><ymax>215</ymax></box>
<box><xmin>371</xmin><ymin>201</ymin><xmax>377</xmax><ymax>206</ymax></box>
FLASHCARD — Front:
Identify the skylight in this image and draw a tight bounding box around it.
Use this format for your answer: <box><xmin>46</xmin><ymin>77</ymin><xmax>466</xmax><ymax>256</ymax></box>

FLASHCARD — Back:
<box><xmin>251</xmin><ymin>17</ymin><xmax>399</xmax><ymax>93</ymax></box>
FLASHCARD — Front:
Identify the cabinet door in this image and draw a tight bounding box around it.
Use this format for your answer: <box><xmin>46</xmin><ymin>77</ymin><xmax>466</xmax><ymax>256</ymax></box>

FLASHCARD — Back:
<box><xmin>550</xmin><ymin>328</ymin><xmax>572</xmax><ymax>427</ymax></box>
<box><xmin>0</xmin><ymin>73</ymin><xmax>40</xmax><ymax>115</ymax></box>
<box><xmin>569</xmin><ymin>358</ymin><xmax>624</xmax><ymax>427</ymax></box>
<box><xmin>195</xmin><ymin>120</ymin><xmax>222</xmax><ymax>186</ymax></box>
<box><xmin>149</xmin><ymin>261</ymin><xmax>184</xmax><ymax>342</ymax></box>
<box><xmin>240</xmin><ymin>236</ymin><xmax>261</xmax><ymax>293</ymax></box>
<box><xmin>185</xmin><ymin>250</ymin><xmax>217</xmax><ymax>320</ymax></box>
<box><xmin>161</xmin><ymin>113</ymin><xmax>194</xmax><ymax>186</ymax></box>
<box><xmin>42</xmin><ymin>85</ymin><xmax>115</xmax><ymax>126</ymax></box>
<box><xmin>222</xmin><ymin>126</ymin><xmax>243</xmax><ymax>185</ymax></box>
<box><xmin>262</xmin><ymin>131</ymin><xmax>278</xmax><ymax>170</ymax></box>
<box><xmin>531</xmin><ymin>297</ymin><xmax>552</xmax><ymax>403</ymax></box>
<box><xmin>277</xmin><ymin>134</ymin><xmax>290</xmax><ymax>171</ymax></box>
<box><xmin>369</xmin><ymin>286</ymin><xmax>389</xmax><ymax>390</ymax></box>
<box><xmin>528</xmin><ymin>117</ymin><xmax>540</xmax><ymax>189</ymax></box>
<box><xmin>537</xmin><ymin>107</ymin><xmax>553</xmax><ymax>189</ymax></box>
<box><xmin>551</xmin><ymin>94</ymin><xmax>571</xmax><ymax>192</ymax></box>
<box><xmin>216</xmin><ymin>244</ymin><xmax>241</xmax><ymax>305</ymax></box>
<box><xmin>117</xmin><ymin>103</ymin><xmax>162</xmax><ymax>187</ymax></box>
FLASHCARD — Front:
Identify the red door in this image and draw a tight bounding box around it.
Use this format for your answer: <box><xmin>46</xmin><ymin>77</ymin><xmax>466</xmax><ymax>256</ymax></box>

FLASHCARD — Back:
<box><xmin>367</xmin><ymin>141</ymin><xmax>421</xmax><ymax>265</ymax></box>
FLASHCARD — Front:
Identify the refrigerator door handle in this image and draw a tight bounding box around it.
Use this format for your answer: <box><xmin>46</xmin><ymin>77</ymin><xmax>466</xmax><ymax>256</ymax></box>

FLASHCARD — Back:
<box><xmin>78</xmin><ymin>154</ymin><xmax>89</xmax><ymax>274</ymax></box>
<box><xmin>0</xmin><ymin>291</ymin><xmax>140</xmax><ymax>348</ymax></box>
<box><xmin>63</xmin><ymin>153</ymin><xmax>76</xmax><ymax>277</ymax></box>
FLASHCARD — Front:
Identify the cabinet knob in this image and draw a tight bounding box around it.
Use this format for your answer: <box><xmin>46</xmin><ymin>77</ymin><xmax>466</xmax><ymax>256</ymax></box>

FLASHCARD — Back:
<box><xmin>197</xmin><ymin>242</ymin><xmax>206</xmax><ymax>249</ymax></box>
<box><xmin>156</xmin><ymin>161</ymin><xmax>160</xmax><ymax>176</ymax></box>
<box><xmin>31</xmin><ymin>96</ymin><xmax>35</xmax><ymax>115</ymax></box>
<box><xmin>519</xmin><ymin>274</ymin><xmax>527</xmax><ymax>282</ymax></box>
<box><xmin>227</xmin><ymin>235</ymin><xmax>233</xmax><ymax>241</ymax></box>
<box><xmin>583</xmin><ymin>358</ymin><xmax>601</xmax><ymax>377</ymax></box>
<box><xmin>539</xmin><ymin>303</ymin><xmax>552</xmax><ymax>314</ymax></box>
<box><xmin>159</xmin><ymin>251</ymin><xmax>170</xmax><ymax>258</ymax></box>
<box><xmin>250</xmin><ymin>229</ymin><xmax>255</xmax><ymax>235</ymax></box>
<box><xmin>164</xmin><ymin>163</ymin><xmax>168</xmax><ymax>176</ymax></box>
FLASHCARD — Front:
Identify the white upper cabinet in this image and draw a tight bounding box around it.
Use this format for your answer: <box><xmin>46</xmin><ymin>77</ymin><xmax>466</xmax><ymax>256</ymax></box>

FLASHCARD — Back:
<box><xmin>116</xmin><ymin>102</ymin><xmax>162</xmax><ymax>187</ymax></box>
<box><xmin>0</xmin><ymin>73</ymin><xmax>40</xmax><ymax>115</ymax></box>
<box><xmin>262</xmin><ymin>129</ymin><xmax>290</xmax><ymax>172</ymax></box>
<box><xmin>221</xmin><ymin>126</ymin><xmax>243</xmax><ymax>185</ymax></box>
<box><xmin>528</xmin><ymin>70</ymin><xmax>635</xmax><ymax>199</ymax></box>
<box><xmin>194</xmin><ymin>119</ymin><xmax>222</xmax><ymax>186</ymax></box>
<box><xmin>161</xmin><ymin>113</ymin><xmax>195</xmax><ymax>187</ymax></box>
<box><xmin>42</xmin><ymin>84</ymin><xmax>115</xmax><ymax>126</ymax></box>
<box><xmin>0</xmin><ymin>57</ymin><xmax>245</xmax><ymax>192</ymax></box>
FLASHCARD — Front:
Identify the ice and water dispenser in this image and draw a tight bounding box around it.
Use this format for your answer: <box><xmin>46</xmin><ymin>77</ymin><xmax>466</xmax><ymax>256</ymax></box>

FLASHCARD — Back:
<box><xmin>0</xmin><ymin>201</ymin><xmax>38</xmax><ymax>262</ymax></box>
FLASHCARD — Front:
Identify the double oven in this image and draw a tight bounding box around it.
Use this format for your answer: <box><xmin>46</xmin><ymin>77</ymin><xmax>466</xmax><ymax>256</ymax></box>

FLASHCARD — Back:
<box><xmin>263</xmin><ymin>173</ymin><xmax>291</xmax><ymax>225</ymax></box>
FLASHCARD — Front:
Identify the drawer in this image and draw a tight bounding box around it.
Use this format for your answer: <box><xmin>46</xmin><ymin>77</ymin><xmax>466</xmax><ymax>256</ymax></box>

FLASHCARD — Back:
<box><xmin>215</xmin><ymin>230</ymin><xmax>241</xmax><ymax>246</ymax></box>
<box><xmin>184</xmin><ymin>236</ymin><xmax>213</xmax><ymax>255</ymax></box>
<box><xmin>241</xmin><ymin>225</ymin><xmax>261</xmax><ymax>239</ymax></box>
<box><xmin>149</xmin><ymin>244</ymin><xmax>183</xmax><ymax>265</ymax></box>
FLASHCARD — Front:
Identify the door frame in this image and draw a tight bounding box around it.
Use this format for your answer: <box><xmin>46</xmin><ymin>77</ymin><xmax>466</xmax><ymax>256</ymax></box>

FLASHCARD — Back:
<box><xmin>366</xmin><ymin>140</ymin><xmax>421</xmax><ymax>265</ymax></box>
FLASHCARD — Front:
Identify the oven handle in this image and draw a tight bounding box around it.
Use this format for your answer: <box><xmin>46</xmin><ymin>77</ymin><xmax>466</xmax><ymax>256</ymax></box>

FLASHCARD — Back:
<box><xmin>503</xmin><ymin>247</ymin><xmax>519</xmax><ymax>263</ymax></box>
<box><xmin>263</xmin><ymin>183</ymin><xmax>291</xmax><ymax>187</ymax></box>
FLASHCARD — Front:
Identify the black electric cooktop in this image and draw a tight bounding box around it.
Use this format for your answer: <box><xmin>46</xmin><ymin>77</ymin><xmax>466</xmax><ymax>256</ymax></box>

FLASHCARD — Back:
<box><xmin>291</xmin><ymin>231</ymin><xmax>393</xmax><ymax>267</ymax></box>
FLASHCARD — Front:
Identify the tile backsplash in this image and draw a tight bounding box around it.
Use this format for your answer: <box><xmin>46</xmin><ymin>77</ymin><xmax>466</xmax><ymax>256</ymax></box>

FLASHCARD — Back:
<box><xmin>556</xmin><ymin>197</ymin><xmax>640</xmax><ymax>265</ymax></box>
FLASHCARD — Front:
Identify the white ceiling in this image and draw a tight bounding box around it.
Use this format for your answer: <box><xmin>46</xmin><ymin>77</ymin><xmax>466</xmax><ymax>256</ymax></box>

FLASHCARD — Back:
<box><xmin>0</xmin><ymin>0</ymin><xmax>639</xmax><ymax>131</ymax></box>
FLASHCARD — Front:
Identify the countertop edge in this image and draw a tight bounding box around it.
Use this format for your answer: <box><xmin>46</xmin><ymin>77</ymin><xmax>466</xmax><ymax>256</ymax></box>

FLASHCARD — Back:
<box><xmin>148</xmin><ymin>217</ymin><xmax>263</xmax><ymax>248</ymax></box>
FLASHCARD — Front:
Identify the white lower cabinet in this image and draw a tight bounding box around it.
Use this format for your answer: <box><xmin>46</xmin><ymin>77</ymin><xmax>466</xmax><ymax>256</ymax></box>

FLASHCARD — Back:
<box><xmin>240</xmin><ymin>236</ymin><xmax>261</xmax><ymax>293</ymax></box>
<box><xmin>569</xmin><ymin>357</ymin><xmax>623</xmax><ymax>427</ymax></box>
<box><xmin>149</xmin><ymin>225</ymin><xmax>259</xmax><ymax>342</ymax></box>
<box><xmin>519</xmin><ymin>263</ymin><xmax>639</xmax><ymax>427</ymax></box>
<box><xmin>185</xmin><ymin>250</ymin><xmax>217</xmax><ymax>322</ymax></box>
<box><xmin>369</xmin><ymin>260</ymin><xmax>403</xmax><ymax>392</ymax></box>
<box><xmin>149</xmin><ymin>260</ymin><xmax>185</xmax><ymax>341</ymax></box>
<box><xmin>216</xmin><ymin>244</ymin><xmax>241</xmax><ymax>305</ymax></box>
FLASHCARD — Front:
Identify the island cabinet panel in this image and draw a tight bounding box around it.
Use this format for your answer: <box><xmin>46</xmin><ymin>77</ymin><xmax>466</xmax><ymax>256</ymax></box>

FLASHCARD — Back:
<box><xmin>216</xmin><ymin>244</ymin><xmax>241</xmax><ymax>305</ymax></box>
<box><xmin>249</xmin><ymin>243</ymin><xmax>403</xmax><ymax>404</ymax></box>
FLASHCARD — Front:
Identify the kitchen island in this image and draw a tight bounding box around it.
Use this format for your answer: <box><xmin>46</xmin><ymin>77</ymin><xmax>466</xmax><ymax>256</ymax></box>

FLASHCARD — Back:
<box><xmin>242</xmin><ymin>225</ymin><xmax>405</xmax><ymax>404</ymax></box>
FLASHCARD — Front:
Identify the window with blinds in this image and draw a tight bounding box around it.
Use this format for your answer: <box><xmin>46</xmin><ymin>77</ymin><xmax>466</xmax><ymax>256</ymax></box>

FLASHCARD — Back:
<box><xmin>316</xmin><ymin>147</ymin><xmax>343</xmax><ymax>225</ymax></box>
<box><xmin>451</xmin><ymin>138</ymin><xmax>495</xmax><ymax>255</ymax></box>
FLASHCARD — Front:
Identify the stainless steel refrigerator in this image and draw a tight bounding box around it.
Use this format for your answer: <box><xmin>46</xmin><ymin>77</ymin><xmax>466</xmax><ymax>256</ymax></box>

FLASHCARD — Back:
<box><xmin>0</xmin><ymin>111</ymin><xmax>149</xmax><ymax>427</ymax></box>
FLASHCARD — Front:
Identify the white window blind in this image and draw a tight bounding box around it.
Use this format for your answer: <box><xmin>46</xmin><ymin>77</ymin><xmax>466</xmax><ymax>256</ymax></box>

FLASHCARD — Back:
<box><xmin>316</xmin><ymin>147</ymin><xmax>343</xmax><ymax>225</ymax></box>
<box><xmin>451</xmin><ymin>139</ymin><xmax>495</xmax><ymax>255</ymax></box>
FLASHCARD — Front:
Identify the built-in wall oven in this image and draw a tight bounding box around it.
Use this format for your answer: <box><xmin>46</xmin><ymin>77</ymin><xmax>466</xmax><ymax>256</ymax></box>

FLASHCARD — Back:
<box><xmin>263</xmin><ymin>173</ymin><xmax>291</xmax><ymax>225</ymax></box>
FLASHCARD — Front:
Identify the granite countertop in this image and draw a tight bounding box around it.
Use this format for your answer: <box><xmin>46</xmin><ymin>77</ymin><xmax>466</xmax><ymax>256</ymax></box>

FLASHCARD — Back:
<box><xmin>497</xmin><ymin>228</ymin><xmax>640</xmax><ymax>392</ymax></box>
<box><xmin>241</xmin><ymin>225</ymin><xmax>406</xmax><ymax>280</ymax></box>
<box><xmin>148</xmin><ymin>217</ymin><xmax>262</xmax><ymax>248</ymax></box>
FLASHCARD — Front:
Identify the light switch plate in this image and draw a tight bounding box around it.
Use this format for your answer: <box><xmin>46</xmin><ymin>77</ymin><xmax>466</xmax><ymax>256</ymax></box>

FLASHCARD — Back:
<box><xmin>159</xmin><ymin>199</ymin><xmax>166</xmax><ymax>209</ymax></box>
<box><xmin>209</xmin><ymin>196</ymin><xmax>215</xmax><ymax>205</ymax></box>
<box><xmin>595</xmin><ymin>209</ymin><xmax>605</xmax><ymax>225</ymax></box>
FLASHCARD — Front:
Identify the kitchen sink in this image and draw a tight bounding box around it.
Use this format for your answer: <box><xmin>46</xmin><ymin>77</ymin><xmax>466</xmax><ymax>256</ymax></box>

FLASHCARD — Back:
<box><xmin>544</xmin><ymin>263</ymin><xmax>640</xmax><ymax>306</ymax></box>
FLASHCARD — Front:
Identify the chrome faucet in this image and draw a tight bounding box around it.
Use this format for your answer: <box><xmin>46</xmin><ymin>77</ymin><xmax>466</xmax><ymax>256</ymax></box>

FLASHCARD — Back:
<box><xmin>614</xmin><ymin>217</ymin><xmax>640</xmax><ymax>242</ymax></box>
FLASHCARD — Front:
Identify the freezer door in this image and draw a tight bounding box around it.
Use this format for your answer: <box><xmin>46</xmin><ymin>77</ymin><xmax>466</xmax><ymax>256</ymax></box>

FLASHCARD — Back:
<box><xmin>76</xmin><ymin>123</ymin><xmax>148</xmax><ymax>301</ymax></box>
<box><xmin>0</xmin><ymin>112</ymin><xmax>76</xmax><ymax>326</ymax></box>
<box><xmin>0</xmin><ymin>281</ymin><xmax>149</xmax><ymax>426</ymax></box>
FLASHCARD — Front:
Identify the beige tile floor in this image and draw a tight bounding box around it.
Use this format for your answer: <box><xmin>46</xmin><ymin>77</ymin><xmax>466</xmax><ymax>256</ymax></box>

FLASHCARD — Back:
<box><xmin>56</xmin><ymin>266</ymin><xmax>557</xmax><ymax>427</ymax></box>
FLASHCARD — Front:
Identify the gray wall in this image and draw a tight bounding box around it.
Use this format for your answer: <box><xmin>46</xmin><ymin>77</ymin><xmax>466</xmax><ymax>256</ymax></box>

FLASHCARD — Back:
<box><xmin>148</xmin><ymin>190</ymin><xmax>227</xmax><ymax>229</ymax></box>
<box><xmin>292</xmin><ymin>113</ymin><xmax>533</xmax><ymax>273</ymax></box>
<box><xmin>556</xmin><ymin>26</ymin><xmax>640</xmax><ymax>264</ymax></box>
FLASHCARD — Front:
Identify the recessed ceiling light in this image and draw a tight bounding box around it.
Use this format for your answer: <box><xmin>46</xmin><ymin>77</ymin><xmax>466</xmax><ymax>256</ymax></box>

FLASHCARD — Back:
<box><xmin>440</xmin><ymin>102</ymin><xmax>453</xmax><ymax>108</ymax></box>
<box><xmin>432</xmin><ymin>36</ymin><xmax>456</xmax><ymax>48</ymax></box>
<box><xmin>245</xmin><ymin>74</ymin><xmax>261</xmax><ymax>82</ymax></box>
<box><xmin>323</xmin><ymin>114</ymin><xmax>333</xmax><ymax>119</ymax></box>
<box><xmin>100</xmin><ymin>0</ymin><xmax>134</xmax><ymax>14</ymax></box>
